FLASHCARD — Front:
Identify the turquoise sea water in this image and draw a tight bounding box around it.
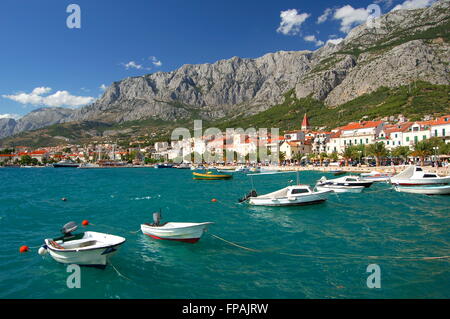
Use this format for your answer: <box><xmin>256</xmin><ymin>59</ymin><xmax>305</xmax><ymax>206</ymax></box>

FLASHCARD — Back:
<box><xmin>0</xmin><ymin>167</ymin><xmax>449</xmax><ymax>299</ymax></box>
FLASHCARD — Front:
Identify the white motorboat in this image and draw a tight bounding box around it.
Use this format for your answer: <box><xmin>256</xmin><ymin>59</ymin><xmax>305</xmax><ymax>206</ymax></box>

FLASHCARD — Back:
<box><xmin>53</xmin><ymin>159</ymin><xmax>79</xmax><ymax>168</ymax></box>
<box><xmin>394</xmin><ymin>184</ymin><xmax>450</xmax><ymax>195</ymax></box>
<box><xmin>246</xmin><ymin>185</ymin><xmax>331</xmax><ymax>207</ymax></box>
<box><xmin>191</xmin><ymin>165</ymin><xmax>206</xmax><ymax>171</ymax></box>
<box><xmin>140</xmin><ymin>211</ymin><xmax>213</xmax><ymax>243</ymax></box>
<box><xmin>360</xmin><ymin>171</ymin><xmax>393</xmax><ymax>182</ymax></box>
<box><xmin>176</xmin><ymin>163</ymin><xmax>191</xmax><ymax>169</ymax></box>
<box><xmin>235</xmin><ymin>165</ymin><xmax>250</xmax><ymax>173</ymax></box>
<box><xmin>316</xmin><ymin>176</ymin><xmax>374</xmax><ymax>188</ymax></box>
<box><xmin>39</xmin><ymin>222</ymin><xmax>125</xmax><ymax>268</ymax></box>
<box><xmin>78</xmin><ymin>163</ymin><xmax>101</xmax><ymax>169</ymax></box>
<box><xmin>390</xmin><ymin>166</ymin><xmax>450</xmax><ymax>186</ymax></box>
<box><xmin>315</xmin><ymin>179</ymin><xmax>365</xmax><ymax>193</ymax></box>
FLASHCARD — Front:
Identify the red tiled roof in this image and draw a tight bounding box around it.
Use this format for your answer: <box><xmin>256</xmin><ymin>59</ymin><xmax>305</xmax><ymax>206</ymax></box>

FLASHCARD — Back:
<box><xmin>30</xmin><ymin>150</ymin><xmax>47</xmax><ymax>155</ymax></box>
<box><xmin>331</xmin><ymin>131</ymin><xmax>341</xmax><ymax>138</ymax></box>
<box><xmin>340</xmin><ymin>120</ymin><xmax>383</xmax><ymax>131</ymax></box>
<box><xmin>430</xmin><ymin>115</ymin><xmax>450</xmax><ymax>126</ymax></box>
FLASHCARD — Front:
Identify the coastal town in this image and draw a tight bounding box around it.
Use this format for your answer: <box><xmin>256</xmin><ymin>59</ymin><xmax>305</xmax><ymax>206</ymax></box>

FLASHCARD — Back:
<box><xmin>1</xmin><ymin>113</ymin><xmax>449</xmax><ymax>169</ymax></box>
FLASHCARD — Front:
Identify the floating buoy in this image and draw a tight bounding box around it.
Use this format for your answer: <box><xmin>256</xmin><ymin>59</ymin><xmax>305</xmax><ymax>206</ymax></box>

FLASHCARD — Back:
<box><xmin>82</xmin><ymin>220</ymin><xmax>89</xmax><ymax>226</ymax></box>
<box><xmin>61</xmin><ymin>197</ymin><xmax>67</xmax><ymax>201</ymax></box>
<box><xmin>38</xmin><ymin>246</ymin><xmax>48</xmax><ymax>255</ymax></box>
<box><xmin>19</xmin><ymin>245</ymin><xmax>29</xmax><ymax>253</ymax></box>
<box><xmin>211</xmin><ymin>198</ymin><xmax>218</xmax><ymax>203</ymax></box>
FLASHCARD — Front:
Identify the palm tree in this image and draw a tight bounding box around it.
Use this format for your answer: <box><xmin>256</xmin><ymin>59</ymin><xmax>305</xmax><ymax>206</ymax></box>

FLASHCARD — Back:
<box><xmin>319</xmin><ymin>152</ymin><xmax>328</xmax><ymax>166</ymax></box>
<box><xmin>366</xmin><ymin>142</ymin><xmax>388</xmax><ymax>167</ymax></box>
<box><xmin>341</xmin><ymin>146</ymin><xmax>357</xmax><ymax>167</ymax></box>
<box><xmin>391</xmin><ymin>146</ymin><xmax>411</xmax><ymax>164</ymax></box>
<box><xmin>411</xmin><ymin>140</ymin><xmax>432</xmax><ymax>166</ymax></box>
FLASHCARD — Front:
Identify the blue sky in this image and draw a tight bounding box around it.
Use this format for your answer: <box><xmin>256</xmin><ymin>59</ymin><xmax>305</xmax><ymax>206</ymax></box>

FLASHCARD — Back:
<box><xmin>0</xmin><ymin>0</ymin><xmax>436</xmax><ymax>118</ymax></box>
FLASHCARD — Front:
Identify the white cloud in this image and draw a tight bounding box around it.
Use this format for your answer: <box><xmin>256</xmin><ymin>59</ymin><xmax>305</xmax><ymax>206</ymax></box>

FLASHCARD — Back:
<box><xmin>123</xmin><ymin>61</ymin><xmax>143</xmax><ymax>70</ymax></box>
<box><xmin>326</xmin><ymin>38</ymin><xmax>344</xmax><ymax>45</ymax></box>
<box><xmin>333</xmin><ymin>5</ymin><xmax>370</xmax><ymax>33</ymax></box>
<box><xmin>277</xmin><ymin>9</ymin><xmax>310</xmax><ymax>35</ymax></box>
<box><xmin>317</xmin><ymin>8</ymin><xmax>333</xmax><ymax>24</ymax></box>
<box><xmin>304</xmin><ymin>35</ymin><xmax>325</xmax><ymax>47</ymax></box>
<box><xmin>2</xmin><ymin>87</ymin><xmax>95</xmax><ymax>108</ymax></box>
<box><xmin>150</xmin><ymin>56</ymin><xmax>162</xmax><ymax>67</ymax></box>
<box><xmin>391</xmin><ymin>0</ymin><xmax>436</xmax><ymax>12</ymax></box>
<box><xmin>100</xmin><ymin>84</ymin><xmax>108</xmax><ymax>91</ymax></box>
<box><xmin>375</xmin><ymin>0</ymin><xmax>395</xmax><ymax>8</ymax></box>
<box><xmin>0</xmin><ymin>113</ymin><xmax>21</xmax><ymax>120</ymax></box>
<box><xmin>32</xmin><ymin>87</ymin><xmax>52</xmax><ymax>95</ymax></box>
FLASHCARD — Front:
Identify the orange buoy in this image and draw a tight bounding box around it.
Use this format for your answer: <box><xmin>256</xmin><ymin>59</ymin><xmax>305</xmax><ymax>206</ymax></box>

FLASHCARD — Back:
<box><xmin>19</xmin><ymin>245</ymin><xmax>29</xmax><ymax>253</ymax></box>
<box><xmin>82</xmin><ymin>220</ymin><xmax>89</xmax><ymax>226</ymax></box>
<box><xmin>211</xmin><ymin>198</ymin><xmax>218</xmax><ymax>202</ymax></box>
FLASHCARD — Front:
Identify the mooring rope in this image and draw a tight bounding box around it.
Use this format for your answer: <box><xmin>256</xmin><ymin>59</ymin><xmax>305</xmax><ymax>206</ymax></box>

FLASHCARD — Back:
<box><xmin>209</xmin><ymin>233</ymin><xmax>450</xmax><ymax>261</ymax></box>
<box><xmin>210</xmin><ymin>234</ymin><xmax>261</xmax><ymax>252</ymax></box>
<box><xmin>110</xmin><ymin>262</ymin><xmax>131</xmax><ymax>281</ymax></box>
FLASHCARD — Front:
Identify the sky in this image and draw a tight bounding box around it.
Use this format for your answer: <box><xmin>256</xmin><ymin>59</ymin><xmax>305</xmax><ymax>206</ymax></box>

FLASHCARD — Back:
<box><xmin>0</xmin><ymin>0</ymin><xmax>437</xmax><ymax>119</ymax></box>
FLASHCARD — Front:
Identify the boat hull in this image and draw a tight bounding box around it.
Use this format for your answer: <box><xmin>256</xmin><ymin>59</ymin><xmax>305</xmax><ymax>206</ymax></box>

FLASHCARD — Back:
<box><xmin>316</xmin><ymin>185</ymin><xmax>364</xmax><ymax>193</ymax></box>
<box><xmin>192</xmin><ymin>172</ymin><xmax>232</xmax><ymax>180</ymax></box>
<box><xmin>249</xmin><ymin>191</ymin><xmax>331</xmax><ymax>207</ymax></box>
<box><xmin>53</xmin><ymin>164</ymin><xmax>79</xmax><ymax>168</ymax></box>
<box><xmin>44</xmin><ymin>231</ymin><xmax>125</xmax><ymax>266</ymax></box>
<box><xmin>391</xmin><ymin>178</ymin><xmax>450</xmax><ymax>186</ymax></box>
<box><xmin>394</xmin><ymin>185</ymin><xmax>450</xmax><ymax>195</ymax></box>
<box><xmin>141</xmin><ymin>223</ymin><xmax>212</xmax><ymax>243</ymax></box>
<box><xmin>46</xmin><ymin>244</ymin><xmax>123</xmax><ymax>266</ymax></box>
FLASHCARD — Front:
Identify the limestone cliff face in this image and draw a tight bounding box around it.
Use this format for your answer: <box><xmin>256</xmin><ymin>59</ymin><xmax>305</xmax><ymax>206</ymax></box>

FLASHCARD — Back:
<box><xmin>2</xmin><ymin>0</ymin><xmax>449</xmax><ymax>139</ymax></box>
<box><xmin>69</xmin><ymin>51</ymin><xmax>314</xmax><ymax>123</ymax></box>
<box><xmin>69</xmin><ymin>0</ymin><xmax>448</xmax><ymax>123</ymax></box>
<box><xmin>0</xmin><ymin>108</ymin><xmax>75</xmax><ymax>139</ymax></box>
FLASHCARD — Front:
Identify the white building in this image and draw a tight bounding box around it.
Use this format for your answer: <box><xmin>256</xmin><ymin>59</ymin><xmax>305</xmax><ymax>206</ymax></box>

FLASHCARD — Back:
<box><xmin>326</xmin><ymin>121</ymin><xmax>385</xmax><ymax>154</ymax></box>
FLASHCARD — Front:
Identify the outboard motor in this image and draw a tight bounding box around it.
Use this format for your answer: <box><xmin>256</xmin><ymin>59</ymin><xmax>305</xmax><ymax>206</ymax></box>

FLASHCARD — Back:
<box><xmin>238</xmin><ymin>190</ymin><xmax>257</xmax><ymax>203</ymax></box>
<box><xmin>61</xmin><ymin>221</ymin><xmax>78</xmax><ymax>236</ymax></box>
<box><xmin>153</xmin><ymin>211</ymin><xmax>162</xmax><ymax>226</ymax></box>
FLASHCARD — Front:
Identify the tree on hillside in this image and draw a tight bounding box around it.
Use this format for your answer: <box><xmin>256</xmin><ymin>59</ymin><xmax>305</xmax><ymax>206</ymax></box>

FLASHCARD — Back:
<box><xmin>366</xmin><ymin>142</ymin><xmax>388</xmax><ymax>167</ymax></box>
<box><xmin>411</xmin><ymin>140</ymin><xmax>433</xmax><ymax>166</ymax></box>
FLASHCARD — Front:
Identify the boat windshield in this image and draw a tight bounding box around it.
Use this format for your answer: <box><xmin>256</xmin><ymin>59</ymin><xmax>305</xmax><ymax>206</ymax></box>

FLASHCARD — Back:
<box><xmin>291</xmin><ymin>188</ymin><xmax>310</xmax><ymax>194</ymax></box>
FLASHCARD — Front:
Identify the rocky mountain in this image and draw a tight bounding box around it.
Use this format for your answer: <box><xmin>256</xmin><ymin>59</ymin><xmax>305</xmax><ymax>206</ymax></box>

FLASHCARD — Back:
<box><xmin>0</xmin><ymin>107</ymin><xmax>74</xmax><ymax>138</ymax></box>
<box><xmin>1</xmin><ymin>0</ymin><xmax>449</xmax><ymax>140</ymax></box>
<box><xmin>68</xmin><ymin>0</ymin><xmax>448</xmax><ymax>124</ymax></box>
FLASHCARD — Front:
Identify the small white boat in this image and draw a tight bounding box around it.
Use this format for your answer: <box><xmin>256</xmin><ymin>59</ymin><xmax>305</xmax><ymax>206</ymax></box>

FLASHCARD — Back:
<box><xmin>176</xmin><ymin>163</ymin><xmax>191</xmax><ymax>169</ymax></box>
<box><xmin>53</xmin><ymin>160</ymin><xmax>79</xmax><ymax>168</ymax></box>
<box><xmin>316</xmin><ymin>176</ymin><xmax>374</xmax><ymax>188</ymax></box>
<box><xmin>394</xmin><ymin>184</ymin><xmax>450</xmax><ymax>195</ymax></box>
<box><xmin>78</xmin><ymin>163</ymin><xmax>101</xmax><ymax>169</ymax></box>
<box><xmin>360</xmin><ymin>171</ymin><xmax>393</xmax><ymax>182</ymax></box>
<box><xmin>235</xmin><ymin>165</ymin><xmax>250</xmax><ymax>173</ymax></box>
<box><xmin>390</xmin><ymin>166</ymin><xmax>450</xmax><ymax>186</ymax></box>
<box><xmin>39</xmin><ymin>222</ymin><xmax>125</xmax><ymax>268</ymax></box>
<box><xmin>190</xmin><ymin>165</ymin><xmax>206</xmax><ymax>171</ymax></box>
<box><xmin>247</xmin><ymin>185</ymin><xmax>331</xmax><ymax>207</ymax></box>
<box><xmin>140</xmin><ymin>211</ymin><xmax>213</xmax><ymax>243</ymax></box>
<box><xmin>315</xmin><ymin>179</ymin><xmax>364</xmax><ymax>193</ymax></box>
